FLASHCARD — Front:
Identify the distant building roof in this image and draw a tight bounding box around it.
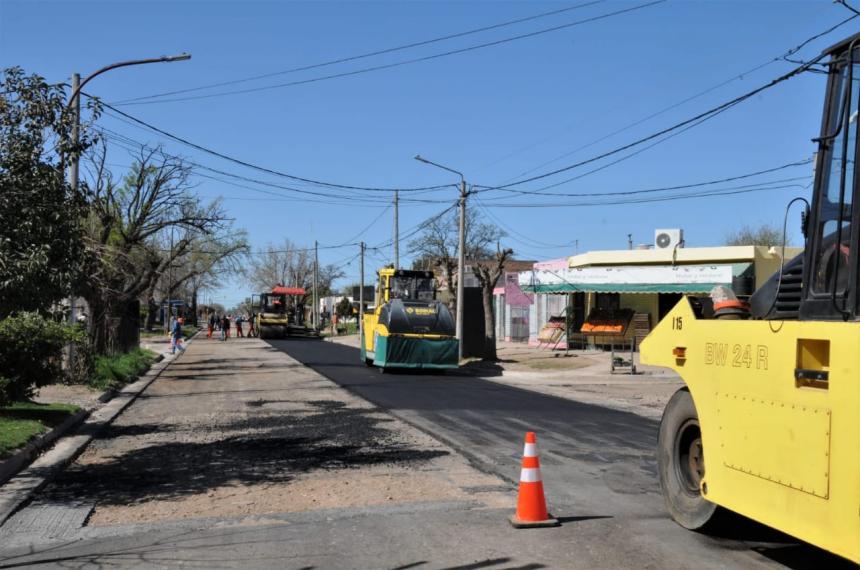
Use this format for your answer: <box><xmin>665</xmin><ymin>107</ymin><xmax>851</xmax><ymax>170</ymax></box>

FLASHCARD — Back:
<box><xmin>568</xmin><ymin>245</ymin><xmax>802</xmax><ymax>268</ymax></box>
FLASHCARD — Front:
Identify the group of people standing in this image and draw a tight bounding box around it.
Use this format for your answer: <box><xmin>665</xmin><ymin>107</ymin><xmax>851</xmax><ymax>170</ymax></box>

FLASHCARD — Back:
<box><xmin>207</xmin><ymin>313</ymin><xmax>256</xmax><ymax>341</ymax></box>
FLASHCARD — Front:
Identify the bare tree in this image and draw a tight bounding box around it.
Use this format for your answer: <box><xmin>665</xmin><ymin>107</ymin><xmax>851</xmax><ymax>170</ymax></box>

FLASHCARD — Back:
<box><xmin>244</xmin><ymin>239</ymin><xmax>345</xmax><ymax>308</ymax></box>
<box><xmin>407</xmin><ymin>209</ymin><xmax>504</xmax><ymax>313</ymax></box>
<box><xmin>472</xmin><ymin>246</ymin><xmax>515</xmax><ymax>361</ymax></box>
<box><xmin>148</xmin><ymin>232</ymin><xmax>249</xmax><ymax>327</ymax></box>
<box><xmin>725</xmin><ymin>223</ymin><xmax>784</xmax><ymax>247</ymax></box>
<box><xmin>81</xmin><ymin>144</ymin><xmax>241</xmax><ymax>353</ymax></box>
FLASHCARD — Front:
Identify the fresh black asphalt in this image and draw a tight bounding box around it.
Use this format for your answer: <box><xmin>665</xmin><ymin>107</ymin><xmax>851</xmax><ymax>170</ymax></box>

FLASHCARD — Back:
<box><xmin>268</xmin><ymin>338</ymin><xmax>853</xmax><ymax>570</ymax></box>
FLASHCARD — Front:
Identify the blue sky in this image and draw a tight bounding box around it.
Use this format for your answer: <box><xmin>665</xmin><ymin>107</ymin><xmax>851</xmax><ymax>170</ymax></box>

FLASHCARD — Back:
<box><xmin>2</xmin><ymin>0</ymin><xmax>857</xmax><ymax>307</ymax></box>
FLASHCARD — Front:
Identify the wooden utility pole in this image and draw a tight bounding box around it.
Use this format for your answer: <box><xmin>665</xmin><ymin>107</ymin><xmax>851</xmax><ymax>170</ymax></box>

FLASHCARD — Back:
<box><xmin>313</xmin><ymin>240</ymin><xmax>319</xmax><ymax>329</ymax></box>
<box><xmin>359</xmin><ymin>242</ymin><xmax>365</xmax><ymax>341</ymax></box>
<box><xmin>457</xmin><ymin>179</ymin><xmax>466</xmax><ymax>361</ymax></box>
<box><xmin>393</xmin><ymin>190</ymin><xmax>400</xmax><ymax>268</ymax></box>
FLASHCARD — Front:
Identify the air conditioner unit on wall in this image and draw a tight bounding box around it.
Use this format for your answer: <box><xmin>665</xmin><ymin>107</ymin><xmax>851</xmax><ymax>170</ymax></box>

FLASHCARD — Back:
<box><xmin>654</xmin><ymin>229</ymin><xmax>684</xmax><ymax>250</ymax></box>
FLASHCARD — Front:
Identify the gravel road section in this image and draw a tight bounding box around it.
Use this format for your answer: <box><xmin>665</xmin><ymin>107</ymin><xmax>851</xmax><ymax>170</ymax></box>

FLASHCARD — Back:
<box><xmin>36</xmin><ymin>337</ymin><xmax>510</xmax><ymax>525</ymax></box>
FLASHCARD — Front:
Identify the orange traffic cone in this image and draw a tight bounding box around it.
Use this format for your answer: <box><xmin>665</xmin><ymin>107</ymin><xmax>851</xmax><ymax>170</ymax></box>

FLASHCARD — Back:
<box><xmin>509</xmin><ymin>431</ymin><xmax>559</xmax><ymax>528</ymax></box>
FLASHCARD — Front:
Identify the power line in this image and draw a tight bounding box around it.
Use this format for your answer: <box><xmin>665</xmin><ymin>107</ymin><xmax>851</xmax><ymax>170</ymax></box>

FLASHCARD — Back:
<box><xmin>323</xmin><ymin>204</ymin><xmax>393</xmax><ymax>248</ymax></box>
<box><xmin>476</xmin><ymin>158</ymin><xmax>813</xmax><ymax>198</ymax></box>
<box><xmin>480</xmin><ymin>14</ymin><xmax>856</xmax><ymax>191</ymax></box>
<box><xmin>89</xmin><ymin>97</ymin><xmax>456</xmax><ymax>193</ymax></box>
<box><xmin>110</xmin><ymin>0</ymin><xmax>666</xmax><ymax>106</ymax></box>
<box><xmin>484</xmin><ymin>179</ymin><xmax>811</xmax><ymax>208</ymax></box>
<box><xmin>96</xmin><ymin>126</ymin><xmax>453</xmax><ymax>206</ymax></box>
<box><xmin>479</xmin><ymin>50</ymin><xmax>832</xmax><ymax>192</ymax></box>
<box><xmin>473</xmin><ymin>196</ymin><xmax>578</xmax><ymax>250</ymax></box>
<box><xmin>113</xmin><ymin>1</ymin><xmax>607</xmax><ymax>105</ymax></box>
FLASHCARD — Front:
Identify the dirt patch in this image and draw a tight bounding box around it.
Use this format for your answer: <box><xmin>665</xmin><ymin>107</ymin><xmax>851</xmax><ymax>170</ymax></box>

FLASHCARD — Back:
<box><xmin>39</xmin><ymin>338</ymin><xmax>509</xmax><ymax>525</ymax></box>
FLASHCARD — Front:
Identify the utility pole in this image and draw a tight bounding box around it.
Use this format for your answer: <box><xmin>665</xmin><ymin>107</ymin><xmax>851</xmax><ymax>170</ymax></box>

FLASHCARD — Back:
<box><xmin>166</xmin><ymin>228</ymin><xmax>174</xmax><ymax>333</ymax></box>
<box><xmin>456</xmin><ymin>180</ymin><xmax>466</xmax><ymax>361</ymax></box>
<box><xmin>67</xmin><ymin>73</ymin><xmax>81</xmax><ymax>365</ymax></box>
<box><xmin>359</xmin><ymin>242</ymin><xmax>365</xmax><ymax>342</ymax></box>
<box><xmin>413</xmin><ymin>155</ymin><xmax>467</xmax><ymax>362</ymax></box>
<box><xmin>628</xmin><ymin>234</ymin><xmax>633</xmax><ymax>250</ymax></box>
<box><xmin>393</xmin><ymin>190</ymin><xmax>400</xmax><ymax>268</ymax></box>
<box><xmin>69</xmin><ymin>73</ymin><xmax>81</xmax><ymax>193</ymax></box>
<box><xmin>313</xmin><ymin>240</ymin><xmax>319</xmax><ymax>329</ymax></box>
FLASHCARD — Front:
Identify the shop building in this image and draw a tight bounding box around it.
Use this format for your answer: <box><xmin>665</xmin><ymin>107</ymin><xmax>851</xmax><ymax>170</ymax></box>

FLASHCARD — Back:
<box><xmin>519</xmin><ymin>239</ymin><xmax>802</xmax><ymax>349</ymax></box>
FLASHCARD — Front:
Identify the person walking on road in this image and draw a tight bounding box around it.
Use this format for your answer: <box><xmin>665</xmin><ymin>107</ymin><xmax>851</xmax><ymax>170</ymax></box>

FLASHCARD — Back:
<box><xmin>207</xmin><ymin>313</ymin><xmax>215</xmax><ymax>339</ymax></box>
<box><xmin>171</xmin><ymin>317</ymin><xmax>186</xmax><ymax>354</ymax></box>
<box><xmin>221</xmin><ymin>314</ymin><xmax>230</xmax><ymax>341</ymax></box>
<box><xmin>248</xmin><ymin>313</ymin><xmax>256</xmax><ymax>337</ymax></box>
<box><xmin>236</xmin><ymin>315</ymin><xmax>244</xmax><ymax>337</ymax></box>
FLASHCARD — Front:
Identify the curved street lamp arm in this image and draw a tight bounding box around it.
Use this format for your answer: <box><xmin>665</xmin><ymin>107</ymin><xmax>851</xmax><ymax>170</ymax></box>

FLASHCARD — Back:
<box><xmin>67</xmin><ymin>53</ymin><xmax>191</xmax><ymax>110</ymax></box>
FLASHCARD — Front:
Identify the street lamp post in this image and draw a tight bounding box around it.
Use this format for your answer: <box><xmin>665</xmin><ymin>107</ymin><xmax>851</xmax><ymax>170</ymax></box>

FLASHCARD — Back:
<box><xmin>64</xmin><ymin>54</ymin><xmax>190</xmax><ymax>339</ymax></box>
<box><xmin>414</xmin><ymin>155</ymin><xmax>467</xmax><ymax>361</ymax></box>
<box><xmin>66</xmin><ymin>54</ymin><xmax>191</xmax><ymax>193</ymax></box>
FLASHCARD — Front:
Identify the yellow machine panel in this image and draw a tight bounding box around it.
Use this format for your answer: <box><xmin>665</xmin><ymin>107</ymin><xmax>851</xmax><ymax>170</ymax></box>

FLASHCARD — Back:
<box><xmin>640</xmin><ymin>298</ymin><xmax>860</xmax><ymax>563</ymax></box>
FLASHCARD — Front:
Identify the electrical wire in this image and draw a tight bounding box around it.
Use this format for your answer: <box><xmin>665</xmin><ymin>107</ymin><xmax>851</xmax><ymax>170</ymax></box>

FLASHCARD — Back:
<box><xmin>88</xmin><ymin>97</ymin><xmax>456</xmax><ymax>193</ymax></box>
<box><xmin>475</xmin><ymin>158</ymin><xmax>813</xmax><ymax>199</ymax></box>
<box><xmin>479</xmin><ymin>51</ymin><xmax>831</xmax><ymax>192</ymax></box>
<box><xmin>483</xmin><ymin>13</ymin><xmax>857</xmax><ymax>186</ymax></box>
<box><xmin>96</xmin><ymin>126</ymin><xmax>453</xmax><ymax>206</ymax></box>
<box><xmin>113</xmin><ymin>1</ymin><xmax>607</xmax><ymax>105</ymax></box>
<box><xmin>483</xmin><ymin>179</ymin><xmax>811</xmax><ymax>208</ymax></box>
<box><xmin>112</xmin><ymin>1</ymin><xmax>665</xmax><ymax>106</ymax></box>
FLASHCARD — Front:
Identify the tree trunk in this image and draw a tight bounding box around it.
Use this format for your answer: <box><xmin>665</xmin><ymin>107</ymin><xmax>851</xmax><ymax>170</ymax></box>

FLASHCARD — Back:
<box><xmin>86</xmin><ymin>293</ymin><xmax>140</xmax><ymax>355</ymax></box>
<box><xmin>190</xmin><ymin>287</ymin><xmax>199</xmax><ymax>326</ymax></box>
<box><xmin>145</xmin><ymin>297</ymin><xmax>158</xmax><ymax>331</ymax></box>
<box><xmin>481</xmin><ymin>284</ymin><xmax>497</xmax><ymax>361</ymax></box>
<box><xmin>85</xmin><ymin>292</ymin><xmax>111</xmax><ymax>355</ymax></box>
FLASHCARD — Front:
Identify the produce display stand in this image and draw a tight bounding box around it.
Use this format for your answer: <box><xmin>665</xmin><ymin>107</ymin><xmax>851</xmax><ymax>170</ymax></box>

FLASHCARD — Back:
<box><xmin>578</xmin><ymin>308</ymin><xmax>637</xmax><ymax>374</ymax></box>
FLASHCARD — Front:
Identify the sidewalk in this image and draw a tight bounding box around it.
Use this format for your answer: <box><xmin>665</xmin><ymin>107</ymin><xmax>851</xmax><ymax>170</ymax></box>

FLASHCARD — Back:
<box><xmin>326</xmin><ymin>335</ymin><xmax>682</xmax><ymax>419</ymax></box>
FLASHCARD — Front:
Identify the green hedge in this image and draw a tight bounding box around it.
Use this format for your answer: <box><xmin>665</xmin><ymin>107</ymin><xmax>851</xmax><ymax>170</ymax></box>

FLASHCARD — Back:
<box><xmin>90</xmin><ymin>348</ymin><xmax>156</xmax><ymax>391</ymax></box>
<box><xmin>0</xmin><ymin>313</ymin><xmax>84</xmax><ymax>405</ymax></box>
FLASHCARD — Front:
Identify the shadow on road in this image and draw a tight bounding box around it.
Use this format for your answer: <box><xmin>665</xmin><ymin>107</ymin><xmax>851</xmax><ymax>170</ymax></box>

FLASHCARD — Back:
<box><xmin>42</xmin><ymin>400</ymin><xmax>447</xmax><ymax>508</ymax></box>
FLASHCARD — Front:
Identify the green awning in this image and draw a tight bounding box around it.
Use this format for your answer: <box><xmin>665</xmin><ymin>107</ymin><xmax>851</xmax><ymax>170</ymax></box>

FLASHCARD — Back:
<box><xmin>524</xmin><ymin>282</ymin><xmax>727</xmax><ymax>294</ymax></box>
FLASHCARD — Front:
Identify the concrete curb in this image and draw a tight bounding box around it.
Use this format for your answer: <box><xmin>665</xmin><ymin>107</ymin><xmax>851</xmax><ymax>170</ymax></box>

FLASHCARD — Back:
<box><xmin>0</xmin><ymin>409</ymin><xmax>89</xmax><ymax>487</ymax></box>
<box><xmin>0</xmin><ymin>332</ymin><xmax>198</xmax><ymax>527</ymax></box>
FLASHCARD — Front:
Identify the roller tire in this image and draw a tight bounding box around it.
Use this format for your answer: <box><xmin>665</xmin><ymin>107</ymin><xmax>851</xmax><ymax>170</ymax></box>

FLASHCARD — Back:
<box><xmin>657</xmin><ymin>388</ymin><xmax>718</xmax><ymax>530</ymax></box>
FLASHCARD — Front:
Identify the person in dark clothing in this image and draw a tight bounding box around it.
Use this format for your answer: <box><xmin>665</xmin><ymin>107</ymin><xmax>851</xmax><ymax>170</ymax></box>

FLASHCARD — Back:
<box><xmin>221</xmin><ymin>315</ymin><xmax>230</xmax><ymax>341</ymax></box>
<box><xmin>171</xmin><ymin>317</ymin><xmax>185</xmax><ymax>354</ymax></box>
<box><xmin>208</xmin><ymin>313</ymin><xmax>216</xmax><ymax>339</ymax></box>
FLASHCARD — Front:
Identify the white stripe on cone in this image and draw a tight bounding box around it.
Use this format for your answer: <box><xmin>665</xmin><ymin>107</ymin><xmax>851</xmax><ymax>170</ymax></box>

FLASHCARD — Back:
<box><xmin>523</xmin><ymin>443</ymin><xmax>537</xmax><ymax>457</ymax></box>
<box><xmin>520</xmin><ymin>467</ymin><xmax>541</xmax><ymax>483</ymax></box>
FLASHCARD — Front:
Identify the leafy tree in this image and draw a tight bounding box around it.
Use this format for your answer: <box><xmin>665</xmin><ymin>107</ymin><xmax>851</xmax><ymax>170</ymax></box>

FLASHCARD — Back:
<box><xmin>335</xmin><ymin>296</ymin><xmax>353</xmax><ymax>319</ymax></box>
<box><xmin>0</xmin><ymin>68</ymin><xmax>99</xmax><ymax>317</ymax></box>
<box><xmin>0</xmin><ymin>312</ymin><xmax>84</xmax><ymax>403</ymax></box>
<box><xmin>725</xmin><ymin>223</ymin><xmax>784</xmax><ymax>247</ymax></box>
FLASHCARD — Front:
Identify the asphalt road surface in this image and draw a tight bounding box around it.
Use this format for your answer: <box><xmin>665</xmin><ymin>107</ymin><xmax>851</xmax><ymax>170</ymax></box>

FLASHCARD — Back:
<box><xmin>268</xmin><ymin>338</ymin><xmax>852</xmax><ymax>570</ymax></box>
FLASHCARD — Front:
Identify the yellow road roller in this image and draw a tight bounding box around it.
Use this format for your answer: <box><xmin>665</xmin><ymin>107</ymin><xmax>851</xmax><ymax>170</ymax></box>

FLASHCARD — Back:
<box><xmin>361</xmin><ymin>268</ymin><xmax>458</xmax><ymax>370</ymax></box>
<box><xmin>640</xmin><ymin>33</ymin><xmax>860</xmax><ymax>563</ymax></box>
